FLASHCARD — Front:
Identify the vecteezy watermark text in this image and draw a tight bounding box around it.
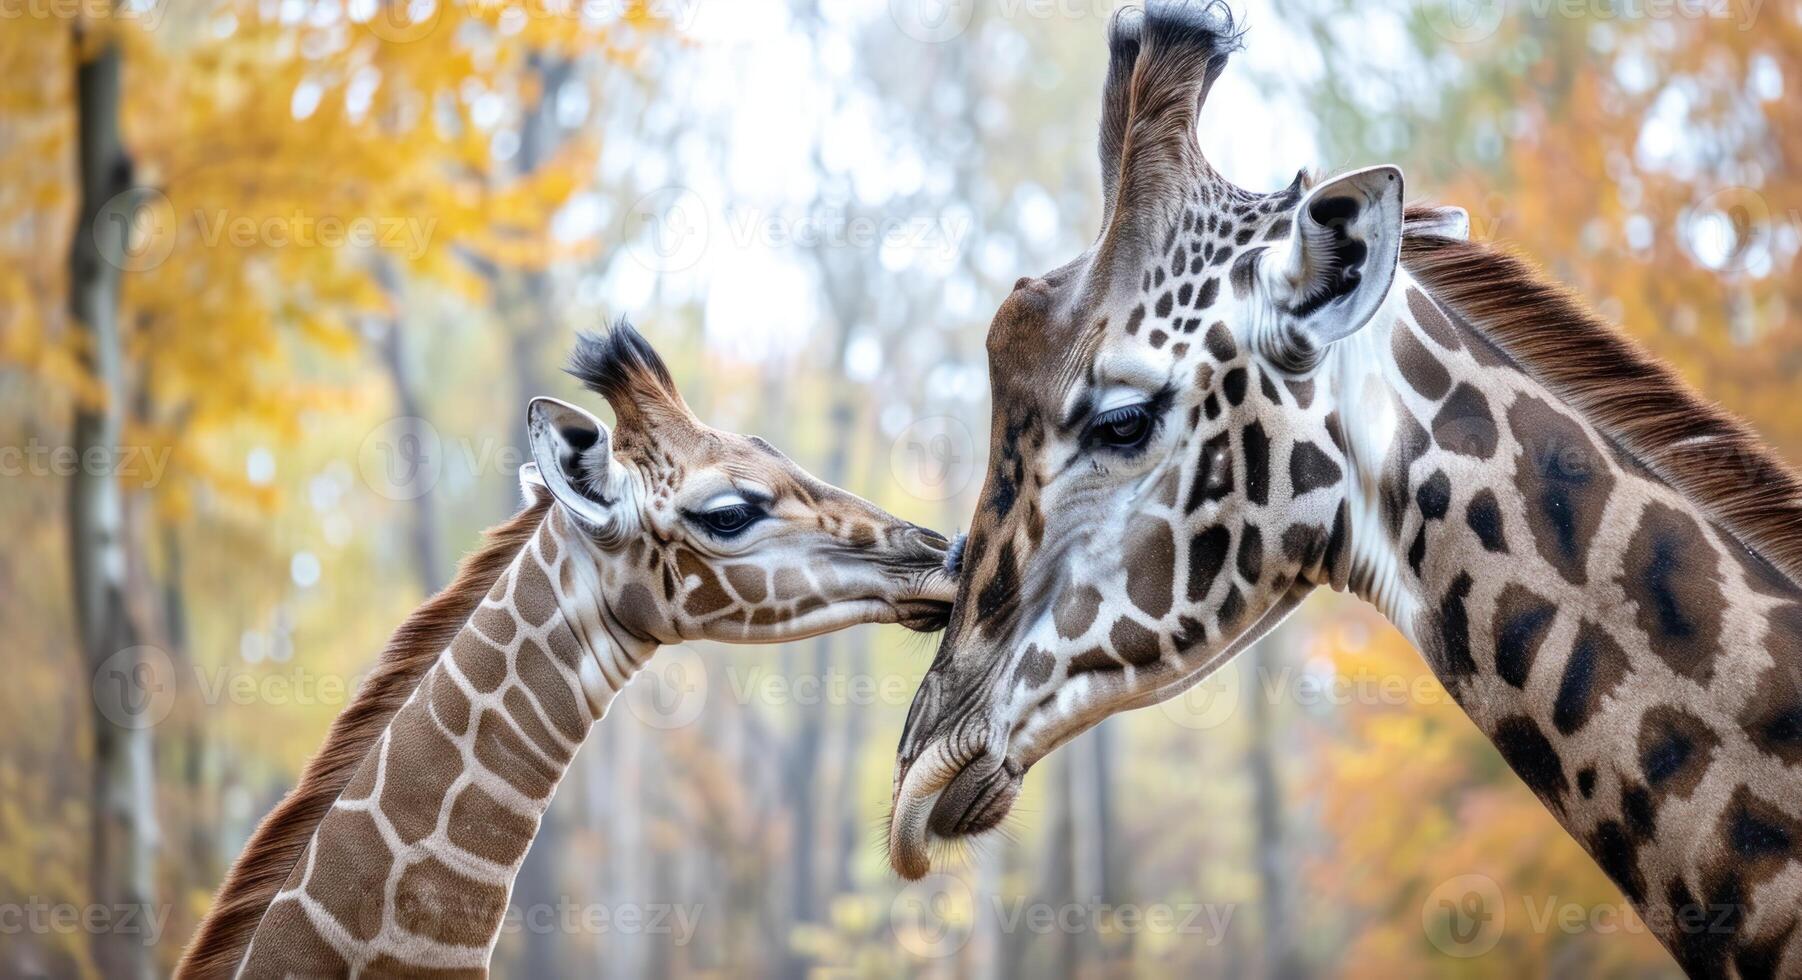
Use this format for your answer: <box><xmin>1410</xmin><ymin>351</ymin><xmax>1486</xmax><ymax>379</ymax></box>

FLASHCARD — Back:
<box><xmin>0</xmin><ymin>900</ymin><xmax>170</xmax><ymax>947</ymax></box>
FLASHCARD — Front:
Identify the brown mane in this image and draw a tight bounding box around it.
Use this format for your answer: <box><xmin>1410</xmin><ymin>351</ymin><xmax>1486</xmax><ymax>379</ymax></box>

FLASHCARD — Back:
<box><xmin>1401</xmin><ymin>214</ymin><xmax>1802</xmax><ymax>588</ymax></box>
<box><xmin>176</xmin><ymin>491</ymin><xmax>553</xmax><ymax>978</ymax></box>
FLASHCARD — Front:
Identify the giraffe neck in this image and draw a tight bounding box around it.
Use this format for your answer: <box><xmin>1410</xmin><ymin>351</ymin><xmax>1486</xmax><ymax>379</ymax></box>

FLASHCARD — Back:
<box><xmin>236</xmin><ymin>505</ymin><xmax>655</xmax><ymax>978</ymax></box>
<box><xmin>1330</xmin><ymin>269</ymin><xmax>1802</xmax><ymax>975</ymax></box>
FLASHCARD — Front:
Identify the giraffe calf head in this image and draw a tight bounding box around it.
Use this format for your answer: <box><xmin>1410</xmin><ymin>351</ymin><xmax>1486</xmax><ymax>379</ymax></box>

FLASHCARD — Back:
<box><xmin>888</xmin><ymin>1</ymin><xmax>1412</xmax><ymax>879</ymax></box>
<box><xmin>525</xmin><ymin>321</ymin><xmax>956</xmax><ymax>645</ymax></box>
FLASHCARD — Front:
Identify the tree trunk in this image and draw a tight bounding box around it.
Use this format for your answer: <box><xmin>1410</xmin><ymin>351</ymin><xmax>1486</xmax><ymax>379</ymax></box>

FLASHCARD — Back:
<box><xmin>1249</xmin><ymin>629</ymin><xmax>1304</xmax><ymax>978</ymax></box>
<box><xmin>504</xmin><ymin>54</ymin><xmax>573</xmax><ymax>467</ymax></box>
<box><xmin>67</xmin><ymin>29</ymin><xmax>156</xmax><ymax>980</ymax></box>
<box><xmin>372</xmin><ymin>311</ymin><xmax>445</xmax><ymax>595</ymax></box>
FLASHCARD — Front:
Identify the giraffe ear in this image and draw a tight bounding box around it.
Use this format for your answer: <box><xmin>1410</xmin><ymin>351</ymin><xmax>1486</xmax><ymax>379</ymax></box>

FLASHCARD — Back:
<box><xmin>517</xmin><ymin>462</ymin><xmax>550</xmax><ymax>506</ymax></box>
<box><xmin>1266</xmin><ymin>165</ymin><xmax>1405</xmax><ymax>356</ymax></box>
<box><xmin>1405</xmin><ymin>204</ymin><xmax>1470</xmax><ymax>241</ymax></box>
<box><xmin>527</xmin><ymin>397</ymin><xmax>625</xmax><ymax>533</ymax></box>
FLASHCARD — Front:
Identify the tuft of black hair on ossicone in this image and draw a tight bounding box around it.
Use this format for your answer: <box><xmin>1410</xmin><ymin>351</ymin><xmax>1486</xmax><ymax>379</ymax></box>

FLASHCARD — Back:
<box><xmin>565</xmin><ymin>317</ymin><xmax>679</xmax><ymax>409</ymax></box>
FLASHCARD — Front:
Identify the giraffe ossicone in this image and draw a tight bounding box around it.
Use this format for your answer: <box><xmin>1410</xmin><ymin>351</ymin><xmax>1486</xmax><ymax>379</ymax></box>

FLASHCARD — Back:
<box><xmin>181</xmin><ymin>320</ymin><xmax>955</xmax><ymax>979</ymax></box>
<box><xmin>887</xmin><ymin>3</ymin><xmax>1802</xmax><ymax>975</ymax></box>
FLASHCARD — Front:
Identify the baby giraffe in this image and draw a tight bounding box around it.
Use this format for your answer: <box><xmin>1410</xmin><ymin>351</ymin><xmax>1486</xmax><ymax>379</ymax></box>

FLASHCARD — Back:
<box><xmin>178</xmin><ymin>322</ymin><xmax>955</xmax><ymax>978</ymax></box>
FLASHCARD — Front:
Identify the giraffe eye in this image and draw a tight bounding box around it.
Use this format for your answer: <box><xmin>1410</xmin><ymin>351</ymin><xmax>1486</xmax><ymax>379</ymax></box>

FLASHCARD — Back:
<box><xmin>695</xmin><ymin>503</ymin><xmax>764</xmax><ymax>537</ymax></box>
<box><xmin>1088</xmin><ymin>403</ymin><xmax>1156</xmax><ymax>453</ymax></box>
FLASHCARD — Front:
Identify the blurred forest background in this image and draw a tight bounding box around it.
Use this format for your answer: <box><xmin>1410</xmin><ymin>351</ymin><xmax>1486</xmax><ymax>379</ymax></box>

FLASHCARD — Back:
<box><xmin>1</xmin><ymin>0</ymin><xmax>1796</xmax><ymax>977</ymax></box>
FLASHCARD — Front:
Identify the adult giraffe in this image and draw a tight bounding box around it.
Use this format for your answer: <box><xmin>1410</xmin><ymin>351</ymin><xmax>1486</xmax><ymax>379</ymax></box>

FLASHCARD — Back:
<box><xmin>179</xmin><ymin>322</ymin><xmax>955</xmax><ymax>978</ymax></box>
<box><xmin>887</xmin><ymin>3</ymin><xmax>1802</xmax><ymax>975</ymax></box>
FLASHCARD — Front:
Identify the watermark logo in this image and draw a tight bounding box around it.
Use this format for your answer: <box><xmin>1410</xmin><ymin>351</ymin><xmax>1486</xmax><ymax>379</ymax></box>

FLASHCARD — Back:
<box><xmin>890</xmin><ymin>416</ymin><xmax>975</xmax><ymax>502</ymax></box>
<box><xmin>94</xmin><ymin>188</ymin><xmax>177</xmax><ymax>273</ymax></box>
<box><xmin>91</xmin><ymin>645</ymin><xmax>177</xmax><ymax>730</ymax></box>
<box><xmin>889</xmin><ymin>0</ymin><xmax>977</xmax><ymax>42</ymax></box>
<box><xmin>359</xmin><ymin>416</ymin><xmax>445</xmax><ymax>501</ymax></box>
<box><xmin>1680</xmin><ymin>186</ymin><xmax>1777</xmax><ymax>274</ymax></box>
<box><xmin>890</xmin><ymin>873</ymin><xmax>976</xmax><ymax>958</ymax></box>
<box><xmin>359</xmin><ymin>0</ymin><xmax>442</xmax><ymax>43</ymax></box>
<box><xmin>1422</xmin><ymin>0</ymin><xmax>1507</xmax><ymax>42</ymax></box>
<box><xmin>1156</xmin><ymin>661</ymin><xmax>1242</xmax><ymax>731</ymax></box>
<box><xmin>624</xmin><ymin>186</ymin><xmax>710</xmax><ymax>273</ymax></box>
<box><xmin>1422</xmin><ymin>874</ymin><xmax>1506</xmax><ymax>957</ymax></box>
<box><xmin>623</xmin><ymin>644</ymin><xmax>708</xmax><ymax>730</ymax></box>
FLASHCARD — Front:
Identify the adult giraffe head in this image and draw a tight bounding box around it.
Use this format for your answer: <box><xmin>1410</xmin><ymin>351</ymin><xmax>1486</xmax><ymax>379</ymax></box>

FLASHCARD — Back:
<box><xmin>528</xmin><ymin>322</ymin><xmax>956</xmax><ymax>641</ymax></box>
<box><xmin>892</xmin><ymin>4</ymin><xmax>1802</xmax><ymax>973</ymax></box>
<box><xmin>887</xmin><ymin>1</ymin><xmax>1410</xmax><ymax>873</ymax></box>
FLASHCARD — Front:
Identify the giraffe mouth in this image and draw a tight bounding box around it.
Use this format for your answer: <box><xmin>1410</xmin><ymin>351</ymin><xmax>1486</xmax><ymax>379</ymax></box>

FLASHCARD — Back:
<box><xmin>895</xmin><ymin>597</ymin><xmax>953</xmax><ymax>632</ymax></box>
<box><xmin>888</xmin><ymin>724</ymin><xmax>1020</xmax><ymax>880</ymax></box>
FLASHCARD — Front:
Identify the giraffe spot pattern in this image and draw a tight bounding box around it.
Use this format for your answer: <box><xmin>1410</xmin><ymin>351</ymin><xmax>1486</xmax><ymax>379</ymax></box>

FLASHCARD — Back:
<box><xmin>1620</xmin><ymin>501</ymin><xmax>1726</xmax><ymax>684</ymax></box>
<box><xmin>304</xmin><ymin>809</ymin><xmax>392</xmax><ymax>942</ymax></box>
<box><xmin>1431</xmin><ymin>572</ymin><xmax>1477</xmax><ymax>682</ymax></box>
<box><xmin>1380</xmin><ymin>406</ymin><xmax>1431</xmax><ymax>542</ymax></box>
<box><xmin>1110</xmin><ymin>617</ymin><xmax>1163</xmax><ymax>667</ymax></box>
<box><xmin>1589</xmin><ymin>820</ymin><xmax>1648</xmax><ymax>904</ymax></box>
<box><xmin>1288</xmin><ymin>440</ymin><xmax>1341</xmax><ymax>496</ymax></box>
<box><xmin>676</xmin><ymin>549</ymin><xmax>733</xmax><ymax>618</ymax></box>
<box><xmin>452</xmin><ymin>629</ymin><xmax>507</xmax><ymax>694</ymax></box>
<box><xmin>514</xmin><ymin>558</ymin><xmax>558</xmax><ymax>626</ymax></box>
<box><xmin>1492</xmin><ymin>584</ymin><xmax>1557</xmax><ymax>688</ymax></box>
<box><xmin>1186</xmin><ymin>431</ymin><xmax>1233</xmax><ymax>513</ymax></box>
<box><xmin>1431</xmin><ymin>382</ymin><xmax>1499</xmax><ymax>459</ymax></box>
<box><xmin>1014</xmin><ymin>644</ymin><xmax>1056</xmax><ymax>688</ymax></box>
<box><xmin>474</xmin><ymin>709</ymin><xmax>559</xmax><ymax>800</ymax></box>
<box><xmin>1068</xmin><ymin>647</ymin><xmax>1121</xmax><ymax>675</ymax></box>
<box><xmin>1416</xmin><ymin>470</ymin><xmax>1451</xmax><ymax>521</ymax></box>
<box><xmin>1237</xmin><ymin>524</ymin><xmax>1263</xmax><ymax>584</ymax></box>
<box><xmin>1509</xmin><ymin>395</ymin><xmax>1616</xmax><ymax>585</ymax></box>
<box><xmin>1223</xmin><ymin>368</ymin><xmax>1248</xmax><ymax>407</ymax></box>
<box><xmin>1054</xmin><ymin>584</ymin><xmax>1101</xmax><ymax>639</ymax></box>
<box><xmin>1125</xmin><ymin>516</ymin><xmax>1178</xmax><ymax>619</ymax></box>
<box><xmin>1218</xmin><ymin>585</ymin><xmax>1245</xmax><ymax>629</ymax></box>
<box><xmin>1491</xmin><ymin>713</ymin><xmax>1568</xmax><ymax>808</ymax></box>
<box><xmin>1551</xmin><ymin>620</ymin><xmax>1629</xmax><ymax>735</ymax></box>
<box><xmin>471</xmin><ymin>604</ymin><xmax>518</xmax><ymax>647</ymax></box>
<box><xmin>1204</xmin><ymin>321</ymin><xmax>1235</xmax><ymax>361</ymax></box>
<box><xmin>251</xmin><ymin>897</ymin><xmax>349</xmax><ymax>974</ymax></box>
<box><xmin>976</xmin><ymin>539</ymin><xmax>1020</xmax><ymax>637</ymax></box>
<box><xmin>382</xmin><ymin>706</ymin><xmax>465</xmax><ymax>845</ymax></box>
<box><xmin>1637</xmin><ymin>704</ymin><xmax>1720</xmax><ymax>801</ymax></box>
<box><xmin>1280</xmin><ymin>523</ymin><xmax>1328</xmax><ymax>570</ymax></box>
<box><xmin>1243</xmin><ymin>421</ymin><xmax>1270</xmax><ymax>506</ymax></box>
<box><xmin>1284</xmin><ymin>378</ymin><xmax>1314</xmax><ymax>409</ymax></box>
<box><xmin>447</xmin><ymin>783</ymin><xmax>537</xmax><ymax>866</ymax></box>
<box><xmin>1405</xmin><ymin>287</ymin><xmax>1463</xmax><ymax>350</ymax></box>
<box><xmin>394</xmin><ymin>856</ymin><xmax>509</xmax><ymax>946</ymax></box>
<box><xmin>724</xmin><ymin>565</ymin><xmax>767</xmax><ymax>604</ymax></box>
<box><xmin>1187</xmin><ymin>526</ymin><xmax>1231</xmax><ymax>602</ymax></box>
<box><xmin>1230</xmin><ymin>248</ymin><xmax>1264</xmax><ymax>299</ymax></box>
<box><xmin>1323</xmin><ymin>501</ymin><xmax>1349</xmax><ymax>581</ymax></box>
<box><xmin>1465</xmin><ymin>489</ymin><xmax>1507</xmax><ymax>552</ymax></box>
<box><xmin>1739</xmin><ymin>605</ymin><xmax>1802</xmax><ymax>765</ymax></box>
<box><xmin>1392</xmin><ymin>324</ymin><xmax>1451</xmax><ymax>399</ymax></box>
<box><xmin>430</xmin><ymin>666</ymin><xmax>472</xmax><ymax>737</ymax></box>
<box><xmin>515</xmin><ymin>640</ymin><xmax>587</xmax><ymax>740</ymax></box>
<box><xmin>1257</xmin><ymin>368</ymin><xmax>1281</xmax><ymax>405</ymax></box>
